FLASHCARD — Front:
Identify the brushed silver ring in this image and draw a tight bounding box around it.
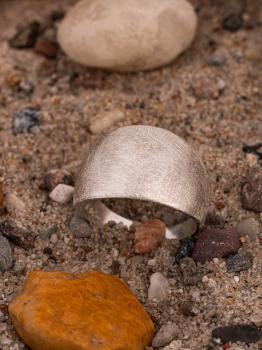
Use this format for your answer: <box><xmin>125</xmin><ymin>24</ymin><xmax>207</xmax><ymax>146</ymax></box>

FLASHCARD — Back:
<box><xmin>74</xmin><ymin>125</ymin><xmax>209</xmax><ymax>238</ymax></box>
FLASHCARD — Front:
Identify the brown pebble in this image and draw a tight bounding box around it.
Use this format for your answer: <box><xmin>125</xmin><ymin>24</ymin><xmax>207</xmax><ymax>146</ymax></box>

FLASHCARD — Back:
<box><xmin>0</xmin><ymin>220</ymin><xmax>34</xmax><ymax>249</ymax></box>
<box><xmin>241</xmin><ymin>166</ymin><xmax>262</xmax><ymax>212</ymax></box>
<box><xmin>34</xmin><ymin>40</ymin><xmax>59</xmax><ymax>59</ymax></box>
<box><xmin>215</xmin><ymin>201</ymin><xmax>225</xmax><ymax>210</ymax></box>
<box><xmin>191</xmin><ymin>228</ymin><xmax>240</xmax><ymax>263</ymax></box>
<box><xmin>9</xmin><ymin>21</ymin><xmax>40</xmax><ymax>49</ymax></box>
<box><xmin>134</xmin><ymin>219</ymin><xmax>166</xmax><ymax>254</ymax></box>
<box><xmin>42</xmin><ymin>169</ymin><xmax>74</xmax><ymax>191</ymax></box>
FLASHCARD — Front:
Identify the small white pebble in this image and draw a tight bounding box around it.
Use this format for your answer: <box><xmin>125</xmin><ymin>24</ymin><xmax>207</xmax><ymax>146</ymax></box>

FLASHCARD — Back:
<box><xmin>202</xmin><ymin>275</ymin><xmax>209</xmax><ymax>283</ymax></box>
<box><xmin>50</xmin><ymin>234</ymin><xmax>58</xmax><ymax>244</ymax></box>
<box><xmin>64</xmin><ymin>236</ymin><xmax>70</xmax><ymax>244</ymax></box>
<box><xmin>49</xmin><ymin>184</ymin><xmax>74</xmax><ymax>204</ymax></box>
<box><xmin>234</xmin><ymin>275</ymin><xmax>240</xmax><ymax>283</ymax></box>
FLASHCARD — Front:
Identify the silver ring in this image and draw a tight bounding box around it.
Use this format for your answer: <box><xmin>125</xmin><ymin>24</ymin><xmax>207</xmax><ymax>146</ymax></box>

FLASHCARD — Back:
<box><xmin>74</xmin><ymin>126</ymin><xmax>209</xmax><ymax>238</ymax></box>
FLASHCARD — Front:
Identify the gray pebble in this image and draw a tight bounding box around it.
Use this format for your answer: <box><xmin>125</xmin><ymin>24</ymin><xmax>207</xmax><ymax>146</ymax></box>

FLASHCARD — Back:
<box><xmin>236</xmin><ymin>218</ymin><xmax>261</xmax><ymax>241</ymax></box>
<box><xmin>39</xmin><ymin>225</ymin><xmax>58</xmax><ymax>240</ymax></box>
<box><xmin>148</xmin><ymin>272</ymin><xmax>170</xmax><ymax>302</ymax></box>
<box><xmin>69</xmin><ymin>216</ymin><xmax>91</xmax><ymax>238</ymax></box>
<box><xmin>12</xmin><ymin>107</ymin><xmax>40</xmax><ymax>134</ymax></box>
<box><xmin>226</xmin><ymin>248</ymin><xmax>253</xmax><ymax>273</ymax></box>
<box><xmin>179</xmin><ymin>257</ymin><xmax>202</xmax><ymax>286</ymax></box>
<box><xmin>0</xmin><ymin>235</ymin><xmax>12</xmax><ymax>272</ymax></box>
<box><xmin>152</xmin><ymin>322</ymin><xmax>177</xmax><ymax>348</ymax></box>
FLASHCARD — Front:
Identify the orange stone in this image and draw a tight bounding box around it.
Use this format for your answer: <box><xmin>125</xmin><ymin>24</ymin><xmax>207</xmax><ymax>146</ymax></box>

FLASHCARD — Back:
<box><xmin>135</xmin><ymin>219</ymin><xmax>166</xmax><ymax>254</ymax></box>
<box><xmin>9</xmin><ymin>271</ymin><xmax>154</xmax><ymax>350</ymax></box>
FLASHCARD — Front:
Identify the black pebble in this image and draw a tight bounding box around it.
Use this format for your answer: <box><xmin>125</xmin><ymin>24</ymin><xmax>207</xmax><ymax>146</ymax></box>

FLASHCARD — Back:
<box><xmin>222</xmin><ymin>14</ymin><xmax>243</xmax><ymax>32</ymax></box>
<box><xmin>175</xmin><ymin>236</ymin><xmax>196</xmax><ymax>263</ymax></box>
<box><xmin>212</xmin><ymin>325</ymin><xmax>262</xmax><ymax>344</ymax></box>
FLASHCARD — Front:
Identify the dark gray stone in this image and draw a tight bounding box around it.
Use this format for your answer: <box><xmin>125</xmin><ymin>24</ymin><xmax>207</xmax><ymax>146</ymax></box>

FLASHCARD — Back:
<box><xmin>0</xmin><ymin>235</ymin><xmax>12</xmax><ymax>272</ymax></box>
<box><xmin>226</xmin><ymin>248</ymin><xmax>253</xmax><ymax>273</ymax></box>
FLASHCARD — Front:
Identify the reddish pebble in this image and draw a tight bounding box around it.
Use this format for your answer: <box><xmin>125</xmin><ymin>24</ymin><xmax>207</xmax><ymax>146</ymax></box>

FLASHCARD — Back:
<box><xmin>215</xmin><ymin>201</ymin><xmax>225</xmax><ymax>210</ymax></box>
<box><xmin>134</xmin><ymin>219</ymin><xmax>166</xmax><ymax>254</ymax></box>
<box><xmin>191</xmin><ymin>228</ymin><xmax>240</xmax><ymax>263</ymax></box>
<box><xmin>34</xmin><ymin>40</ymin><xmax>58</xmax><ymax>59</ymax></box>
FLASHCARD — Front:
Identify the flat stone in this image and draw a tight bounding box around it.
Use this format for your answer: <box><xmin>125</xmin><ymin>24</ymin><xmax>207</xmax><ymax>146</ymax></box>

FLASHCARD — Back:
<box><xmin>58</xmin><ymin>0</ymin><xmax>197</xmax><ymax>71</ymax></box>
<box><xmin>9</xmin><ymin>271</ymin><xmax>154</xmax><ymax>350</ymax></box>
<box><xmin>191</xmin><ymin>228</ymin><xmax>240</xmax><ymax>264</ymax></box>
<box><xmin>89</xmin><ymin>110</ymin><xmax>125</xmax><ymax>134</ymax></box>
<box><xmin>49</xmin><ymin>184</ymin><xmax>74</xmax><ymax>204</ymax></box>
<box><xmin>135</xmin><ymin>219</ymin><xmax>166</xmax><ymax>254</ymax></box>
<box><xmin>42</xmin><ymin>169</ymin><xmax>74</xmax><ymax>191</ymax></box>
<box><xmin>226</xmin><ymin>248</ymin><xmax>253</xmax><ymax>273</ymax></box>
<box><xmin>212</xmin><ymin>325</ymin><xmax>262</xmax><ymax>344</ymax></box>
<box><xmin>241</xmin><ymin>166</ymin><xmax>262</xmax><ymax>212</ymax></box>
<box><xmin>69</xmin><ymin>216</ymin><xmax>91</xmax><ymax>238</ymax></box>
<box><xmin>236</xmin><ymin>218</ymin><xmax>261</xmax><ymax>241</ymax></box>
<box><xmin>179</xmin><ymin>257</ymin><xmax>202</xmax><ymax>285</ymax></box>
<box><xmin>0</xmin><ymin>235</ymin><xmax>12</xmax><ymax>272</ymax></box>
<box><xmin>152</xmin><ymin>322</ymin><xmax>177</xmax><ymax>348</ymax></box>
<box><xmin>148</xmin><ymin>272</ymin><xmax>170</xmax><ymax>302</ymax></box>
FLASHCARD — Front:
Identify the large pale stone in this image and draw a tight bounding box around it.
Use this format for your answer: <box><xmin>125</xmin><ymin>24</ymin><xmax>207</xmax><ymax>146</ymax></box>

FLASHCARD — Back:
<box><xmin>58</xmin><ymin>0</ymin><xmax>197</xmax><ymax>71</ymax></box>
<box><xmin>9</xmin><ymin>271</ymin><xmax>154</xmax><ymax>350</ymax></box>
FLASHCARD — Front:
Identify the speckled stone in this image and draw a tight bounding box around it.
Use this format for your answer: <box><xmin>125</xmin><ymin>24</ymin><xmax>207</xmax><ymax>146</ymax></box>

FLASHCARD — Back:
<box><xmin>191</xmin><ymin>228</ymin><xmax>240</xmax><ymax>263</ymax></box>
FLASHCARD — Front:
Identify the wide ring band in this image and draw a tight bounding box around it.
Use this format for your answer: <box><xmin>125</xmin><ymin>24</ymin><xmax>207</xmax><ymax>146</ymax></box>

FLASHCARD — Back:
<box><xmin>74</xmin><ymin>125</ymin><xmax>209</xmax><ymax>238</ymax></box>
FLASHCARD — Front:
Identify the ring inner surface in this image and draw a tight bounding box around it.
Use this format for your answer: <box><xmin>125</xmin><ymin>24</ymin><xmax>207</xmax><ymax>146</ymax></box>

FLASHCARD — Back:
<box><xmin>76</xmin><ymin>198</ymin><xmax>198</xmax><ymax>239</ymax></box>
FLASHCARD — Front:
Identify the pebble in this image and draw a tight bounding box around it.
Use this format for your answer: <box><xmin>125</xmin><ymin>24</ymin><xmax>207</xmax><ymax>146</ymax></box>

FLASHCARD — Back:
<box><xmin>212</xmin><ymin>325</ymin><xmax>262</xmax><ymax>344</ymax></box>
<box><xmin>179</xmin><ymin>257</ymin><xmax>202</xmax><ymax>285</ymax></box>
<box><xmin>242</xmin><ymin>143</ymin><xmax>262</xmax><ymax>160</ymax></box>
<box><xmin>50</xmin><ymin>234</ymin><xmax>58</xmax><ymax>244</ymax></box>
<box><xmin>42</xmin><ymin>168</ymin><xmax>74</xmax><ymax>191</ymax></box>
<box><xmin>167</xmin><ymin>217</ymin><xmax>197</xmax><ymax>240</ymax></box>
<box><xmin>39</xmin><ymin>225</ymin><xmax>58</xmax><ymax>240</ymax></box>
<box><xmin>162</xmin><ymin>340</ymin><xmax>184</xmax><ymax>350</ymax></box>
<box><xmin>148</xmin><ymin>272</ymin><xmax>170</xmax><ymax>302</ymax></box>
<box><xmin>13</xmin><ymin>254</ymin><xmax>27</xmax><ymax>273</ymax></box>
<box><xmin>34</xmin><ymin>40</ymin><xmax>59</xmax><ymax>59</ymax></box>
<box><xmin>4</xmin><ymin>192</ymin><xmax>26</xmax><ymax>215</ymax></box>
<box><xmin>69</xmin><ymin>216</ymin><xmax>91</xmax><ymax>238</ymax></box>
<box><xmin>9</xmin><ymin>271</ymin><xmax>154</xmax><ymax>350</ymax></box>
<box><xmin>175</xmin><ymin>236</ymin><xmax>196</xmax><ymax>263</ymax></box>
<box><xmin>226</xmin><ymin>248</ymin><xmax>253</xmax><ymax>273</ymax></box>
<box><xmin>49</xmin><ymin>184</ymin><xmax>74</xmax><ymax>204</ymax></box>
<box><xmin>191</xmin><ymin>228</ymin><xmax>240</xmax><ymax>263</ymax></box>
<box><xmin>0</xmin><ymin>235</ymin><xmax>12</xmax><ymax>272</ymax></box>
<box><xmin>12</xmin><ymin>107</ymin><xmax>40</xmax><ymax>134</ymax></box>
<box><xmin>0</xmin><ymin>220</ymin><xmax>34</xmax><ymax>249</ymax></box>
<box><xmin>134</xmin><ymin>219</ymin><xmax>166</xmax><ymax>254</ymax></box>
<box><xmin>89</xmin><ymin>110</ymin><xmax>125</xmax><ymax>134</ymax></box>
<box><xmin>9</xmin><ymin>21</ymin><xmax>40</xmax><ymax>49</ymax></box>
<box><xmin>208</xmin><ymin>54</ymin><xmax>226</xmax><ymax>67</ymax></box>
<box><xmin>58</xmin><ymin>0</ymin><xmax>197</xmax><ymax>71</ymax></box>
<box><xmin>236</xmin><ymin>218</ymin><xmax>261</xmax><ymax>241</ymax></box>
<box><xmin>152</xmin><ymin>321</ymin><xmax>177</xmax><ymax>348</ymax></box>
<box><xmin>222</xmin><ymin>14</ymin><xmax>243</xmax><ymax>32</ymax></box>
<box><xmin>241</xmin><ymin>166</ymin><xmax>262</xmax><ymax>212</ymax></box>
<box><xmin>0</xmin><ymin>181</ymin><xmax>3</xmax><ymax>210</ymax></box>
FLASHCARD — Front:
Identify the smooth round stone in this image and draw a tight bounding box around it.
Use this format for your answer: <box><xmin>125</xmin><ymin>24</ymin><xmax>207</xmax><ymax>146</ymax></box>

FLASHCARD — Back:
<box><xmin>58</xmin><ymin>0</ymin><xmax>197</xmax><ymax>71</ymax></box>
